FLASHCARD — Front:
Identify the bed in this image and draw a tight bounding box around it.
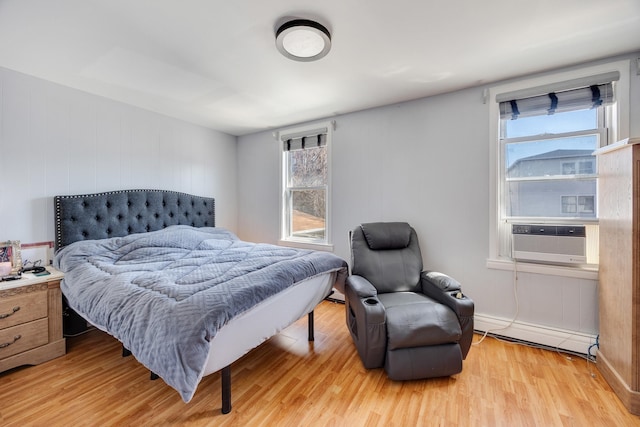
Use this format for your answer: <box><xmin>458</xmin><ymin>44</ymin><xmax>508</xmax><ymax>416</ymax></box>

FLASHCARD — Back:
<box><xmin>53</xmin><ymin>189</ymin><xmax>347</xmax><ymax>414</ymax></box>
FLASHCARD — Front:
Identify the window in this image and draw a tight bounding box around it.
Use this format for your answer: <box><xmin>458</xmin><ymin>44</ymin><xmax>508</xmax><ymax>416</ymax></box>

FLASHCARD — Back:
<box><xmin>579</xmin><ymin>196</ymin><xmax>595</xmax><ymax>213</ymax></box>
<box><xmin>562</xmin><ymin>196</ymin><xmax>577</xmax><ymax>213</ymax></box>
<box><xmin>578</xmin><ymin>161</ymin><xmax>594</xmax><ymax>175</ymax></box>
<box><xmin>279</xmin><ymin>123</ymin><xmax>332</xmax><ymax>247</ymax></box>
<box><xmin>561</xmin><ymin>195</ymin><xmax>594</xmax><ymax>214</ymax></box>
<box><xmin>488</xmin><ymin>60</ymin><xmax>631</xmax><ymax>269</ymax></box>
<box><xmin>562</xmin><ymin>162</ymin><xmax>577</xmax><ymax>175</ymax></box>
<box><xmin>502</xmin><ymin>106</ymin><xmax>604</xmax><ymax>219</ymax></box>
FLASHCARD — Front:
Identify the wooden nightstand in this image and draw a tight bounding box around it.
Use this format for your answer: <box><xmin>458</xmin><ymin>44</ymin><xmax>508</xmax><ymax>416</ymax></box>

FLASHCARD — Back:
<box><xmin>0</xmin><ymin>267</ymin><xmax>65</xmax><ymax>372</ymax></box>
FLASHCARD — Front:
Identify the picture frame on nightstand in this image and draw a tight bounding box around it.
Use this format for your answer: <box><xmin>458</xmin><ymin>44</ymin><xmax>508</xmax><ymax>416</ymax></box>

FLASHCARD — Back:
<box><xmin>21</xmin><ymin>241</ymin><xmax>54</xmax><ymax>271</ymax></box>
<box><xmin>0</xmin><ymin>240</ymin><xmax>22</xmax><ymax>277</ymax></box>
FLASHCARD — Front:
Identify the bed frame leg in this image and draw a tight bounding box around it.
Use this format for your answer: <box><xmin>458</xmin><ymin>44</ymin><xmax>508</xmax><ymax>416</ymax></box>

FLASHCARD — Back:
<box><xmin>221</xmin><ymin>365</ymin><xmax>232</xmax><ymax>414</ymax></box>
<box><xmin>218</xmin><ymin>310</ymin><xmax>313</xmax><ymax>414</ymax></box>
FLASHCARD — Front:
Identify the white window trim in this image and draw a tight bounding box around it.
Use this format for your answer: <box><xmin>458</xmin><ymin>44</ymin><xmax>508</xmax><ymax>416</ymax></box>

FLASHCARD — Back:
<box><xmin>277</xmin><ymin>120</ymin><xmax>334</xmax><ymax>251</ymax></box>
<box><xmin>487</xmin><ymin>60</ymin><xmax>630</xmax><ymax>277</ymax></box>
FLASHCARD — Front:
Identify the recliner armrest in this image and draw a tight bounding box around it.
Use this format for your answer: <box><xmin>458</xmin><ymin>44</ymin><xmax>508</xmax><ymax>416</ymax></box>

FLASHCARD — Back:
<box><xmin>420</xmin><ymin>271</ymin><xmax>473</xmax><ymax>318</ymax></box>
<box><xmin>420</xmin><ymin>271</ymin><xmax>474</xmax><ymax>359</ymax></box>
<box><xmin>345</xmin><ymin>275</ymin><xmax>378</xmax><ymax>299</ymax></box>
<box><xmin>421</xmin><ymin>271</ymin><xmax>461</xmax><ymax>292</ymax></box>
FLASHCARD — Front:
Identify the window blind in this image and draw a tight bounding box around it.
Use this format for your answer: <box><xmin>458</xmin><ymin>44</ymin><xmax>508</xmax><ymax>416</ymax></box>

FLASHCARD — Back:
<box><xmin>281</xmin><ymin>127</ymin><xmax>327</xmax><ymax>151</ymax></box>
<box><xmin>498</xmin><ymin>71</ymin><xmax>619</xmax><ymax>120</ymax></box>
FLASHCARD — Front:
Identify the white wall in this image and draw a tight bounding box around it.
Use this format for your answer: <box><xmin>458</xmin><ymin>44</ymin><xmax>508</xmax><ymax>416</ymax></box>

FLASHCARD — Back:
<box><xmin>0</xmin><ymin>67</ymin><xmax>238</xmax><ymax>245</ymax></box>
<box><xmin>237</xmin><ymin>53</ymin><xmax>640</xmax><ymax>352</ymax></box>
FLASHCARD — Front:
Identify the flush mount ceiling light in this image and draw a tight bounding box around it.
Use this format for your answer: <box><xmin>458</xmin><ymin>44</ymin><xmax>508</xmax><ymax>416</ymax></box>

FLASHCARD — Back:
<box><xmin>275</xmin><ymin>19</ymin><xmax>331</xmax><ymax>62</ymax></box>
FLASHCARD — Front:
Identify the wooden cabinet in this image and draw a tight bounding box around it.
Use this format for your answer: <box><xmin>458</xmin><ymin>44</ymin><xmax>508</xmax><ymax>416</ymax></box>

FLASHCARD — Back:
<box><xmin>596</xmin><ymin>139</ymin><xmax>640</xmax><ymax>414</ymax></box>
<box><xmin>0</xmin><ymin>268</ymin><xmax>65</xmax><ymax>372</ymax></box>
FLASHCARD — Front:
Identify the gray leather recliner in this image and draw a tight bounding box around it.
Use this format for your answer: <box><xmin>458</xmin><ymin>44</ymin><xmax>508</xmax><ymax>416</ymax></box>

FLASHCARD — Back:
<box><xmin>344</xmin><ymin>222</ymin><xmax>474</xmax><ymax>380</ymax></box>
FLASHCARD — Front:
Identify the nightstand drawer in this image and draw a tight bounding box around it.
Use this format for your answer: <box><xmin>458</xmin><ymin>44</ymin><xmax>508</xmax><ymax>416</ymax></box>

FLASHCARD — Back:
<box><xmin>0</xmin><ymin>290</ymin><xmax>48</xmax><ymax>330</ymax></box>
<box><xmin>0</xmin><ymin>318</ymin><xmax>49</xmax><ymax>359</ymax></box>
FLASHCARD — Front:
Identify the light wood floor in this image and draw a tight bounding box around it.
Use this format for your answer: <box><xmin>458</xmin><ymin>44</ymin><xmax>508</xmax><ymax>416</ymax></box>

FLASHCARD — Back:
<box><xmin>1</xmin><ymin>300</ymin><xmax>639</xmax><ymax>426</ymax></box>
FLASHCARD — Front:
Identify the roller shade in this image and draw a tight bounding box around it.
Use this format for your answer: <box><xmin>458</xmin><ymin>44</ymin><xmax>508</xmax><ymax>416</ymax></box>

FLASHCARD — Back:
<box><xmin>281</xmin><ymin>127</ymin><xmax>327</xmax><ymax>151</ymax></box>
<box><xmin>498</xmin><ymin>71</ymin><xmax>619</xmax><ymax>120</ymax></box>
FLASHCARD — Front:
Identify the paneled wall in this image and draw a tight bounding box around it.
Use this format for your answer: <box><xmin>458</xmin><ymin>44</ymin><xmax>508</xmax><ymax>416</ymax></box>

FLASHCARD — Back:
<box><xmin>237</xmin><ymin>53</ymin><xmax>640</xmax><ymax>351</ymax></box>
<box><xmin>0</xmin><ymin>67</ymin><xmax>238</xmax><ymax>245</ymax></box>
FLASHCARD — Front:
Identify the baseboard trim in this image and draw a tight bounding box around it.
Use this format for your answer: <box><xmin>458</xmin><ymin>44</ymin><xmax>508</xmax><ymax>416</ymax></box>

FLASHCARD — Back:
<box><xmin>474</xmin><ymin>313</ymin><xmax>597</xmax><ymax>355</ymax></box>
<box><xmin>596</xmin><ymin>350</ymin><xmax>640</xmax><ymax>415</ymax></box>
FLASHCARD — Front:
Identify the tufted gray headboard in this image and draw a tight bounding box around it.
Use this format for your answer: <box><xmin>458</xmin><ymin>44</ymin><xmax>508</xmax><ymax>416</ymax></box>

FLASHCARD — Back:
<box><xmin>54</xmin><ymin>189</ymin><xmax>215</xmax><ymax>250</ymax></box>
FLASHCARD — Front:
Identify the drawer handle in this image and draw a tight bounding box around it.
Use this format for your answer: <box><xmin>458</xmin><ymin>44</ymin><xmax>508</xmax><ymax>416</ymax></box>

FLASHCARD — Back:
<box><xmin>0</xmin><ymin>334</ymin><xmax>21</xmax><ymax>349</ymax></box>
<box><xmin>0</xmin><ymin>306</ymin><xmax>20</xmax><ymax>319</ymax></box>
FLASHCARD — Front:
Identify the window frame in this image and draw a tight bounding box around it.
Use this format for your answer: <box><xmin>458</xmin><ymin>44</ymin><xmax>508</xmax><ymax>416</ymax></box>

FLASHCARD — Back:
<box><xmin>278</xmin><ymin>121</ymin><xmax>334</xmax><ymax>251</ymax></box>
<box><xmin>487</xmin><ymin>60</ymin><xmax>630</xmax><ymax>276</ymax></box>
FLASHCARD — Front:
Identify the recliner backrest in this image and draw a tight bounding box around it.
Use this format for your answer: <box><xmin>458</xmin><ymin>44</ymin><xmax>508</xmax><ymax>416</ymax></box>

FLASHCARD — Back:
<box><xmin>350</xmin><ymin>222</ymin><xmax>423</xmax><ymax>293</ymax></box>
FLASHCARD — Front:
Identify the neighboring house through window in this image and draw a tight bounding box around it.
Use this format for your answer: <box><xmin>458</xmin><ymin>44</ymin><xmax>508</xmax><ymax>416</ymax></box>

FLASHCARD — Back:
<box><xmin>507</xmin><ymin>148</ymin><xmax>598</xmax><ymax>218</ymax></box>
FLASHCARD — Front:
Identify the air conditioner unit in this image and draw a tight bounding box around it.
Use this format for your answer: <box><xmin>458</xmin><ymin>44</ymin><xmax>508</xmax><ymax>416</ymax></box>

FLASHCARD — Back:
<box><xmin>511</xmin><ymin>224</ymin><xmax>586</xmax><ymax>264</ymax></box>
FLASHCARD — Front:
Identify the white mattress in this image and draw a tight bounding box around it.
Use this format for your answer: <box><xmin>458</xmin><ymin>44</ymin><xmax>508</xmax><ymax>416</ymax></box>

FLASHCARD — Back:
<box><xmin>202</xmin><ymin>271</ymin><xmax>336</xmax><ymax>376</ymax></box>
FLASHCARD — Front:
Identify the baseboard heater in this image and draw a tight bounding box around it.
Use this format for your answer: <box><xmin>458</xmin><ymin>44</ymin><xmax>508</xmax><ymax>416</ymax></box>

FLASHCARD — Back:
<box><xmin>511</xmin><ymin>224</ymin><xmax>586</xmax><ymax>264</ymax></box>
<box><xmin>474</xmin><ymin>313</ymin><xmax>596</xmax><ymax>355</ymax></box>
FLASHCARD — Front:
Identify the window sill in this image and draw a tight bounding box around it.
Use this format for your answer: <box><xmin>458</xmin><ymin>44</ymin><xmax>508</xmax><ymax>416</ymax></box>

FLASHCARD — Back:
<box><xmin>278</xmin><ymin>239</ymin><xmax>334</xmax><ymax>252</ymax></box>
<box><xmin>486</xmin><ymin>258</ymin><xmax>598</xmax><ymax>280</ymax></box>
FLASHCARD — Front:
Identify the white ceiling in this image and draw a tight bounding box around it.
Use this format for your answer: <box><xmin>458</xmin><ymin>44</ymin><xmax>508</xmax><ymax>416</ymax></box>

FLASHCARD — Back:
<box><xmin>1</xmin><ymin>0</ymin><xmax>639</xmax><ymax>136</ymax></box>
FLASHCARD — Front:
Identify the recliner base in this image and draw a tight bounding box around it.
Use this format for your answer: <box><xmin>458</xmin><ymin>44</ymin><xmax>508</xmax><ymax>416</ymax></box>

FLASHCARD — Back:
<box><xmin>385</xmin><ymin>343</ymin><xmax>462</xmax><ymax>381</ymax></box>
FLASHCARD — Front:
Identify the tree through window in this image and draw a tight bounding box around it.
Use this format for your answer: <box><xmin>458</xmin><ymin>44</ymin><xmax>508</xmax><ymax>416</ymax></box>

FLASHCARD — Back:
<box><xmin>280</xmin><ymin>125</ymin><xmax>331</xmax><ymax>245</ymax></box>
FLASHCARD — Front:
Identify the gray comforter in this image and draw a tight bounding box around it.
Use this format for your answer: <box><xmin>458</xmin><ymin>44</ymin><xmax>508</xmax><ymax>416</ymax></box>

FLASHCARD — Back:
<box><xmin>54</xmin><ymin>225</ymin><xmax>347</xmax><ymax>402</ymax></box>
